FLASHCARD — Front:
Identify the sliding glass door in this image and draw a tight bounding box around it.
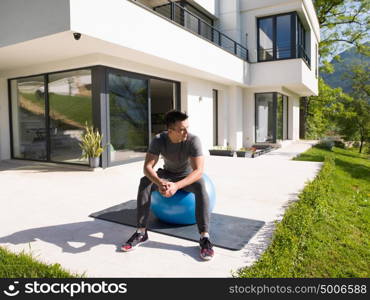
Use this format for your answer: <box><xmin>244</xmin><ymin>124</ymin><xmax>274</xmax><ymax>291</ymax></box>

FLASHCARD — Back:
<box><xmin>10</xmin><ymin>76</ymin><xmax>47</xmax><ymax>160</ymax></box>
<box><xmin>49</xmin><ymin>70</ymin><xmax>92</xmax><ymax>163</ymax></box>
<box><xmin>108</xmin><ymin>72</ymin><xmax>149</xmax><ymax>164</ymax></box>
<box><xmin>10</xmin><ymin>69</ymin><xmax>92</xmax><ymax>165</ymax></box>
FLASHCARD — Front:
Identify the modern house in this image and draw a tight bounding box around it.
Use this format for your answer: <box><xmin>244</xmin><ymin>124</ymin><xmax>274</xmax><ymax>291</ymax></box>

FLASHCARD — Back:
<box><xmin>0</xmin><ymin>0</ymin><xmax>319</xmax><ymax>168</ymax></box>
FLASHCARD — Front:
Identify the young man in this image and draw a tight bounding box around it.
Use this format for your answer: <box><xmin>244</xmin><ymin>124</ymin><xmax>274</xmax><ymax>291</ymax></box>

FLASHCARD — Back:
<box><xmin>121</xmin><ymin>110</ymin><xmax>214</xmax><ymax>260</ymax></box>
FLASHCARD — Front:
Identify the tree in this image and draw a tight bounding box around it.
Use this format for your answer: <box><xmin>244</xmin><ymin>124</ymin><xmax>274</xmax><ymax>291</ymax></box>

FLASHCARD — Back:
<box><xmin>314</xmin><ymin>0</ymin><xmax>370</xmax><ymax>71</ymax></box>
<box><xmin>301</xmin><ymin>0</ymin><xmax>369</xmax><ymax>139</ymax></box>
<box><xmin>336</xmin><ymin>64</ymin><xmax>370</xmax><ymax>153</ymax></box>
<box><xmin>303</xmin><ymin>78</ymin><xmax>350</xmax><ymax>139</ymax></box>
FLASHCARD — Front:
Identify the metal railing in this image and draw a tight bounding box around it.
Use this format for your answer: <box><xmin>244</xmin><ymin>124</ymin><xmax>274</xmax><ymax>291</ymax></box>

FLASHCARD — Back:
<box><xmin>297</xmin><ymin>45</ymin><xmax>311</xmax><ymax>68</ymax></box>
<box><xmin>153</xmin><ymin>2</ymin><xmax>248</xmax><ymax>61</ymax></box>
<box><xmin>257</xmin><ymin>44</ymin><xmax>311</xmax><ymax>67</ymax></box>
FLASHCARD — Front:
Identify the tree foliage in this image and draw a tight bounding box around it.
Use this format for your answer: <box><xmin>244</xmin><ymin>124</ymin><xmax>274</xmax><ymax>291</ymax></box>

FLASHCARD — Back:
<box><xmin>313</xmin><ymin>0</ymin><xmax>370</xmax><ymax>72</ymax></box>
<box><xmin>335</xmin><ymin>64</ymin><xmax>370</xmax><ymax>153</ymax></box>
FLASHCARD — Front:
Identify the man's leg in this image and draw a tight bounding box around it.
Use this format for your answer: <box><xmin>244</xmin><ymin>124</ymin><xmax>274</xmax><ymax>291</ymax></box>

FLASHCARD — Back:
<box><xmin>121</xmin><ymin>170</ymin><xmax>165</xmax><ymax>252</ymax></box>
<box><xmin>182</xmin><ymin>177</ymin><xmax>214</xmax><ymax>260</ymax></box>
<box><xmin>182</xmin><ymin>177</ymin><xmax>210</xmax><ymax>234</ymax></box>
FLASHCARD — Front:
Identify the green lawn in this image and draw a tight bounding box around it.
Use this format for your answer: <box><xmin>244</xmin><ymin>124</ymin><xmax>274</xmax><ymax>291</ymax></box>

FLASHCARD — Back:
<box><xmin>0</xmin><ymin>246</ymin><xmax>82</xmax><ymax>278</ymax></box>
<box><xmin>237</xmin><ymin>146</ymin><xmax>370</xmax><ymax>278</ymax></box>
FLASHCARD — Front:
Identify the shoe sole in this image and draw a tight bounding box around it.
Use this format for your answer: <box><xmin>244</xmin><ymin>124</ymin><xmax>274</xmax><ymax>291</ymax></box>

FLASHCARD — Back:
<box><xmin>121</xmin><ymin>239</ymin><xmax>149</xmax><ymax>252</ymax></box>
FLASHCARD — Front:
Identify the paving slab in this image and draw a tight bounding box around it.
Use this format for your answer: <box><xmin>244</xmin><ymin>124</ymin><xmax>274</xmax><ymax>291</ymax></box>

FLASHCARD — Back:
<box><xmin>0</xmin><ymin>140</ymin><xmax>321</xmax><ymax>277</ymax></box>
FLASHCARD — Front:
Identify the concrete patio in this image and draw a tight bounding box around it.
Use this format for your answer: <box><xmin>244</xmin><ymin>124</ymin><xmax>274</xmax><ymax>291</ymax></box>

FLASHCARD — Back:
<box><xmin>0</xmin><ymin>140</ymin><xmax>321</xmax><ymax>277</ymax></box>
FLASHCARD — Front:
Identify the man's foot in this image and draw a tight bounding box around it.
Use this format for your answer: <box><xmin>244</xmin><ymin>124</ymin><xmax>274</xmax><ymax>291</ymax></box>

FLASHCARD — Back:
<box><xmin>199</xmin><ymin>237</ymin><xmax>214</xmax><ymax>261</ymax></box>
<box><xmin>121</xmin><ymin>231</ymin><xmax>148</xmax><ymax>252</ymax></box>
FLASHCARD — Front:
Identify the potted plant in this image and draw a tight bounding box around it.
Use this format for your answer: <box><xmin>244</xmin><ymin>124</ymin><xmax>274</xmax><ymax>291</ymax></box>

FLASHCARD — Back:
<box><xmin>236</xmin><ymin>147</ymin><xmax>256</xmax><ymax>158</ymax></box>
<box><xmin>209</xmin><ymin>145</ymin><xmax>235</xmax><ymax>157</ymax></box>
<box><xmin>79</xmin><ymin>123</ymin><xmax>106</xmax><ymax>168</ymax></box>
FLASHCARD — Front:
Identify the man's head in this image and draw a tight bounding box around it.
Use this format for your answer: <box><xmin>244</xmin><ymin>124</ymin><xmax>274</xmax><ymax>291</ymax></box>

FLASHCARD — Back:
<box><xmin>165</xmin><ymin>110</ymin><xmax>189</xmax><ymax>143</ymax></box>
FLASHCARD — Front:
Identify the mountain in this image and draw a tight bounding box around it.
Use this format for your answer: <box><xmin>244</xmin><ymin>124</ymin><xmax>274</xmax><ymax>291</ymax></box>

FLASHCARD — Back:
<box><xmin>321</xmin><ymin>43</ymin><xmax>370</xmax><ymax>95</ymax></box>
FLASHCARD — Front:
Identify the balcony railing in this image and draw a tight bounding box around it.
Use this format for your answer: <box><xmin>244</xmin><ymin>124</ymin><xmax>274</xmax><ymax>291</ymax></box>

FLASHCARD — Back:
<box><xmin>257</xmin><ymin>44</ymin><xmax>311</xmax><ymax>68</ymax></box>
<box><xmin>152</xmin><ymin>2</ymin><xmax>248</xmax><ymax>61</ymax></box>
<box><xmin>297</xmin><ymin>45</ymin><xmax>311</xmax><ymax>68</ymax></box>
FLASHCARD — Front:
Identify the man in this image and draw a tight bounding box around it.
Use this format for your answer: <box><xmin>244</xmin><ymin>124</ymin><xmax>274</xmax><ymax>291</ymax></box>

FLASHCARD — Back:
<box><xmin>121</xmin><ymin>110</ymin><xmax>214</xmax><ymax>261</ymax></box>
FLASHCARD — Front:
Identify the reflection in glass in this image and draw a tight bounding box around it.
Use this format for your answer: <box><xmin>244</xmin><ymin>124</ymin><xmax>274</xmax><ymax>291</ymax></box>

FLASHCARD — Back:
<box><xmin>150</xmin><ymin>79</ymin><xmax>176</xmax><ymax>138</ymax></box>
<box><xmin>276</xmin><ymin>15</ymin><xmax>291</xmax><ymax>59</ymax></box>
<box><xmin>258</xmin><ymin>17</ymin><xmax>273</xmax><ymax>61</ymax></box>
<box><xmin>10</xmin><ymin>76</ymin><xmax>47</xmax><ymax>160</ymax></box>
<box><xmin>256</xmin><ymin>93</ymin><xmax>274</xmax><ymax>143</ymax></box>
<box><xmin>48</xmin><ymin>70</ymin><xmax>92</xmax><ymax>164</ymax></box>
<box><xmin>108</xmin><ymin>73</ymin><xmax>148</xmax><ymax>163</ymax></box>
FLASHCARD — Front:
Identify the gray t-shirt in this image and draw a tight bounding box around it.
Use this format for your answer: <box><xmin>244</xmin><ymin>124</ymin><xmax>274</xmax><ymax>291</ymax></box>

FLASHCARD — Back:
<box><xmin>148</xmin><ymin>131</ymin><xmax>203</xmax><ymax>177</ymax></box>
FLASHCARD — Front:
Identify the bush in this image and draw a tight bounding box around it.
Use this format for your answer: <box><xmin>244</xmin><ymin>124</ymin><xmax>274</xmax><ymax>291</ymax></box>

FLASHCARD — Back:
<box><xmin>315</xmin><ymin>140</ymin><xmax>334</xmax><ymax>151</ymax></box>
<box><xmin>333</xmin><ymin>140</ymin><xmax>346</xmax><ymax>148</ymax></box>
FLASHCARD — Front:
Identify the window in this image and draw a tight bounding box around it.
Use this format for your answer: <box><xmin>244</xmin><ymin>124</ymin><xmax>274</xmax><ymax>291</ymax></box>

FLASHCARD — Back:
<box><xmin>257</xmin><ymin>12</ymin><xmax>310</xmax><ymax>67</ymax></box>
<box><xmin>10</xmin><ymin>69</ymin><xmax>92</xmax><ymax>164</ymax></box>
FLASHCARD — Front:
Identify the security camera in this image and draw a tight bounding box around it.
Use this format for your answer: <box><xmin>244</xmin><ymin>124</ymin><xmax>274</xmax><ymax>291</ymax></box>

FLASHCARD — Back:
<box><xmin>73</xmin><ymin>32</ymin><xmax>81</xmax><ymax>40</ymax></box>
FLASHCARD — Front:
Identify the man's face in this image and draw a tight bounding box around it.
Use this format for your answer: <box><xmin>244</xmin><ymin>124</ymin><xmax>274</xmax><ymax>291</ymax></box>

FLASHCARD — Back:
<box><xmin>168</xmin><ymin>119</ymin><xmax>189</xmax><ymax>143</ymax></box>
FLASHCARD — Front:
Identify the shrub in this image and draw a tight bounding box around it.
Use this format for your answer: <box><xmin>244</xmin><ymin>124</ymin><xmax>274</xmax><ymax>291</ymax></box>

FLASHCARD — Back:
<box><xmin>315</xmin><ymin>140</ymin><xmax>334</xmax><ymax>151</ymax></box>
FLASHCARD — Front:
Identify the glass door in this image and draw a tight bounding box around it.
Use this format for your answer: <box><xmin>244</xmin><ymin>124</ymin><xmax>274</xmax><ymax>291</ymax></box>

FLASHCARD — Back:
<box><xmin>255</xmin><ymin>93</ymin><xmax>275</xmax><ymax>143</ymax></box>
<box><xmin>10</xmin><ymin>76</ymin><xmax>47</xmax><ymax>160</ymax></box>
<box><xmin>108</xmin><ymin>71</ymin><xmax>149</xmax><ymax>164</ymax></box>
<box><xmin>48</xmin><ymin>70</ymin><xmax>93</xmax><ymax>164</ymax></box>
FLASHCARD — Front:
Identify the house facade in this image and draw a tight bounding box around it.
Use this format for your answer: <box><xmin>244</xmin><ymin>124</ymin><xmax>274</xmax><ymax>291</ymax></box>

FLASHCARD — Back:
<box><xmin>0</xmin><ymin>0</ymin><xmax>319</xmax><ymax>168</ymax></box>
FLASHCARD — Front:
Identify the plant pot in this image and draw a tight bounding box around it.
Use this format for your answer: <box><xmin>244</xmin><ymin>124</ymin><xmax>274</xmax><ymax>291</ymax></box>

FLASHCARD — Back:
<box><xmin>236</xmin><ymin>151</ymin><xmax>254</xmax><ymax>158</ymax></box>
<box><xmin>89</xmin><ymin>157</ymin><xmax>100</xmax><ymax>168</ymax></box>
<box><xmin>209</xmin><ymin>150</ymin><xmax>235</xmax><ymax>157</ymax></box>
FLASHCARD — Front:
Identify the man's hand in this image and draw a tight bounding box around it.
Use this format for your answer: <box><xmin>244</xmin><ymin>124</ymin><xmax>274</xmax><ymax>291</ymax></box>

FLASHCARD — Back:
<box><xmin>157</xmin><ymin>179</ymin><xmax>171</xmax><ymax>195</ymax></box>
<box><xmin>161</xmin><ymin>182</ymin><xmax>178</xmax><ymax>198</ymax></box>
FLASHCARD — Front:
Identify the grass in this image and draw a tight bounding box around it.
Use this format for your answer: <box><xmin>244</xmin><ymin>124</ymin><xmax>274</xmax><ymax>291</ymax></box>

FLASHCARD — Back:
<box><xmin>0</xmin><ymin>246</ymin><xmax>82</xmax><ymax>278</ymax></box>
<box><xmin>237</xmin><ymin>146</ymin><xmax>370</xmax><ymax>278</ymax></box>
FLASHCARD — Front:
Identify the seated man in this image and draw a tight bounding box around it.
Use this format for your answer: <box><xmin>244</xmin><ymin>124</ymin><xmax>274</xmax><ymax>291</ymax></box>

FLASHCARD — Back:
<box><xmin>121</xmin><ymin>110</ymin><xmax>214</xmax><ymax>260</ymax></box>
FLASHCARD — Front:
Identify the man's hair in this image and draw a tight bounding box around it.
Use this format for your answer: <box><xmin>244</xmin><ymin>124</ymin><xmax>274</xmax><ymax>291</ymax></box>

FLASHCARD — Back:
<box><xmin>165</xmin><ymin>110</ymin><xmax>188</xmax><ymax>128</ymax></box>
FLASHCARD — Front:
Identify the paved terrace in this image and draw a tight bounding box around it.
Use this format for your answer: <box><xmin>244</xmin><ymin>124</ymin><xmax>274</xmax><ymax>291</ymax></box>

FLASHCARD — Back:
<box><xmin>0</xmin><ymin>140</ymin><xmax>321</xmax><ymax>277</ymax></box>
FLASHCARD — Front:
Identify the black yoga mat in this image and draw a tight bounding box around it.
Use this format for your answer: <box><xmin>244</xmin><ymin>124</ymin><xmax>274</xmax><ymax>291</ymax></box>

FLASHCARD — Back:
<box><xmin>90</xmin><ymin>200</ymin><xmax>265</xmax><ymax>251</ymax></box>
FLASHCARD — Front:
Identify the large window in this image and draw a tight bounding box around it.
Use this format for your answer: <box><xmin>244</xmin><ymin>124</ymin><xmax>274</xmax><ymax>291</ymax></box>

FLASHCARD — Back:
<box><xmin>9</xmin><ymin>66</ymin><xmax>181</xmax><ymax>168</ymax></box>
<box><xmin>10</xmin><ymin>69</ymin><xmax>92</xmax><ymax>165</ymax></box>
<box><xmin>49</xmin><ymin>70</ymin><xmax>92</xmax><ymax>163</ymax></box>
<box><xmin>108</xmin><ymin>72</ymin><xmax>149</xmax><ymax>164</ymax></box>
<box><xmin>10</xmin><ymin>76</ymin><xmax>47</xmax><ymax>160</ymax></box>
<box><xmin>258</xmin><ymin>12</ymin><xmax>310</xmax><ymax>66</ymax></box>
<box><xmin>255</xmin><ymin>93</ymin><xmax>288</xmax><ymax>143</ymax></box>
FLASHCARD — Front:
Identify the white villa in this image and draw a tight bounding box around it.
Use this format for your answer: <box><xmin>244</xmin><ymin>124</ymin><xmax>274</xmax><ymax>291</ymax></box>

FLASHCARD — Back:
<box><xmin>0</xmin><ymin>0</ymin><xmax>319</xmax><ymax>168</ymax></box>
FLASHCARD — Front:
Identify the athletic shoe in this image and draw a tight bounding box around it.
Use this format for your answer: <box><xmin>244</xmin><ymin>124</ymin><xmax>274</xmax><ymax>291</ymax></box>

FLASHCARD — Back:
<box><xmin>199</xmin><ymin>237</ymin><xmax>214</xmax><ymax>261</ymax></box>
<box><xmin>121</xmin><ymin>231</ymin><xmax>148</xmax><ymax>252</ymax></box>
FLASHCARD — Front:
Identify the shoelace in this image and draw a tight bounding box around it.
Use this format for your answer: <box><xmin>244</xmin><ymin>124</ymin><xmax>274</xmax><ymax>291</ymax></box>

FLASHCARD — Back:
<box><xmin>127</xmin><ymin>232</ymin><xmax>144</xmax><ymax>244</ymax></box>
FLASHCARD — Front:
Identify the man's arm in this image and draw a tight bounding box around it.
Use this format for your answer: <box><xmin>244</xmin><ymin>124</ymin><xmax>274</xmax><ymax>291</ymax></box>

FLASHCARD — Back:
<box><xmin>143</xmin><ymin>153</ymin><xmax>169</xmax><ymax>193</ymax></box>
<box><xmin>163</xmin><ymin>156</ymin><xmax>204</xmax><ymax>197</ymax></box>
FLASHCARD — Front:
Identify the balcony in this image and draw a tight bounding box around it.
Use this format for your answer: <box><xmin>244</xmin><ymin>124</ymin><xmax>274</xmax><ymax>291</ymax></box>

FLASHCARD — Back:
<box><xmin>257</xmin><ymin>44</ymin><xmax>311</xmax><ymax>68</ymax></box>
<box><xmin>133</xmin><ymin>0</ymin><xmax>248</xmax><ymax>61</ymax></box>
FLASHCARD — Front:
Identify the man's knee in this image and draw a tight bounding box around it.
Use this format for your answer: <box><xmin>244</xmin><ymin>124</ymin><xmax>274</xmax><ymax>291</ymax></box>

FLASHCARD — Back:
<box><xmin>139</xmin><ymin>176</ymin><xmax>151</xmax><ymax>187</ymax></box>
<box><xmin>191</xmin><ymin>178</ymin><xmax>206</xmax><ymax>191</ymax></box>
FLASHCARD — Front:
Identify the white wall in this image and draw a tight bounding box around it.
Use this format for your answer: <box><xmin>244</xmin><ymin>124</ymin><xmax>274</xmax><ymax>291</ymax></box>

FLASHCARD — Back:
<box><xmin>218</xmin><ymin>0</ymin><xmax>241</xmax><ymax>44</ymax></box>
<box><xmin>193</xmin><ymin>0</ymin><xmax>217</xmax><ymax>16</ymax></box>
<box><xmin>69</xmin><ymin>0</ymin><xmax>247</xmax><ymax>85</ymax></box>
<box><xmin>290</xmin><ymin>95</ymin><xmax>300</xmax><ymax>140</ymax></box>
<box><xmin>0</xmin><ymin>0</ymin><xmax>70</xmax><ymax>48</ymax></box>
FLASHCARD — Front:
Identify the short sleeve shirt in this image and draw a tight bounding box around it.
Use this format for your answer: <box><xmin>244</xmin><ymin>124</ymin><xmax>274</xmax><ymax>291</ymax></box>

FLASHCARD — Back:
<box><xmin>148</xmin><ymin>131</ymin><xmax>203</xmax><ymax>177</ymax></box>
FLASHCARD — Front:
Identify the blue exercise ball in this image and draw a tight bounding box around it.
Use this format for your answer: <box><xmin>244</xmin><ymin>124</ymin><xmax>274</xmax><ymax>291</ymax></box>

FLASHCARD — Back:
<box><xmin>151</xmin><ymin>174</ymin><xmax>216</xmax><ymax>225</ymax></box>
